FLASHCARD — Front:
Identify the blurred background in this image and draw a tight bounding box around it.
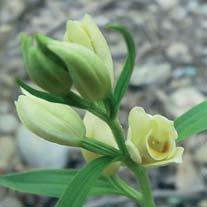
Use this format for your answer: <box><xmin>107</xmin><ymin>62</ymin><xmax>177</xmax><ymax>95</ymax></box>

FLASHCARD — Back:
<box><xmin>0</xmin><ymin>0</ymin><xmax>207</xmax><ymax>206</ymax></box>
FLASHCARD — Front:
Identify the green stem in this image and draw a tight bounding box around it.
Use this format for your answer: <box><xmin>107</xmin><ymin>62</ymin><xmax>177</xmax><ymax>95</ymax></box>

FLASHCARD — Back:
<box><xmin>82</xmin><ymin>99</ymin><xmax>128</xmax><ymax>156</ymax></box>
<box><xmin>87</xmin><ymin>99</ymin><xmax>154</xmax><ymax>207</ymax></box>
<box><xmin>64</xmin><ymin>93</ymin><xmax>109</xmax><ymax>122</ymax></box>
<box><xmin>108</xmin><ymin>118</ymin><xmax>128</xmax><ymax>155</ymax></box>
<box><xmin>128</xmin><ymin>160</ymin><xmax>156</xmax><ymax>207</ymax></box>
<box><xmin>108</xmin><ymin>175</ymin><xmax>144</xmax><ymax>205</ymax></box>
<box><xmin>89</xmin><ymin>102</ymin><xmax>109</xmax><ymax>122</ymax></box>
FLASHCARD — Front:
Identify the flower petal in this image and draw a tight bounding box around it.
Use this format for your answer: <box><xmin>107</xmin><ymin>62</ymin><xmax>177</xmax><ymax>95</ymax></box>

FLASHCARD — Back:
<box><xmin>126</xmin><ymin>139</ymin><xmax>142</xmax><ymax>164</ymax></box>
<box><xmin>83</xmin><ymin>112</ymin><xmax>117</xmax><ymax>147</ymax></box>
<box><xmin>127</xmin><ymin>107</ymin><xmax>152</xmax><ymax>146</ymax></box>
<box><xmin>143</xmin><ymin>147</ymin><xmax>184</xmax><ymax>168</ymax></box>
<box><xmin>82</xmin><ymin>112</ymin><xmax>119</xmax><ymax>175</ymax></box>
<box><xmin>64</xmin><ymin>20</ymin><xmax>93</xmax><ymax>50</ymax></box>
<box><xmin>151</xmin><ymin>115</ymin><xmax>178</xmax><ymax>141</ymax></box>
<box><xmin>82</xmin><ymin>14</ymin><xmax>114</xmax><ymax>83</ymax></box>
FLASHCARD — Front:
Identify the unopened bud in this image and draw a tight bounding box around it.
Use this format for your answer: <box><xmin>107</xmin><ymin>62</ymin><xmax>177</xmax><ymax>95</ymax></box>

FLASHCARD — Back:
<box><xmin>64</xmin><ymin>14</ymin><xmax>114</xmax><ymax>84</ymax></box>
<box><xmin>48</xmin><ymin>41</ymin><xmax>112</xmax><ymax>101</ymax></box>
<box><xmin>20</xmin><ymin>34</ymin><xmax>72</xmax><ymax>96</ymax></box>
<box><xmin>16</xmin><ymin>93</ymin><xmax>86</xmax><ymax>147</ymax></box>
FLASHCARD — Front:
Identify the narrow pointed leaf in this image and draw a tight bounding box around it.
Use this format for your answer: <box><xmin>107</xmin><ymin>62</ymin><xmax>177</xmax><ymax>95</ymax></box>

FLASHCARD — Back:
<box><xmin>0</xmin><ymin>169</ymin><xmax>123</xmax><ymax>197</ymax></box>
<box><xmin>106</xmin><ymin>24</ymin><xmax>136</xmax><ymax>112</ymax></box>
<box><xmin>16</xmin><ymin>78</ymin><xmax>90</xmax><ymax>109</ymax></box>
<box><xmin>55</xmin><ymin>156</ymin><xmax>113</xmax><ymax>207</ymax></box>
<box><xmin>174</xmin><ymin>101</ymin><xmax>207</xmax><ymax>142</ymax></box>
<box><xmin>81</xmin><ymin>138</ymin><xmax>122</xmax><ymax>157</ymax></box>
<box><xmin>16</xmin><ymin>78</ymin><xmax>65</xmax><ymax>103</ymax></box>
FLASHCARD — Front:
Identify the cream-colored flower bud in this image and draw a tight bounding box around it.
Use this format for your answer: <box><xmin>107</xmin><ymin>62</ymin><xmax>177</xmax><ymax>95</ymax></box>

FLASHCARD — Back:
<box><xmin>64</xmin><ymin>14</ymin><xmax>114</xmax><ymax>84</ymax></box>
<box><xmin>48</xmin><ymin>42</ymin><xmax>112</xmax><ymax>101</ymax></box>
<box><xmin>82</xmin><ymin>112</ymin><xmax>120</xmax><ymax>175</ymax></box>
<box><xmin>15</xmin><ymin>94</ymin><xmax>85</xmax><ymax>147</ymax></box>
<box><xmin>126</xmin><ymin>107</ymin><xmax>184</xmax><ymax>168</ymax></box>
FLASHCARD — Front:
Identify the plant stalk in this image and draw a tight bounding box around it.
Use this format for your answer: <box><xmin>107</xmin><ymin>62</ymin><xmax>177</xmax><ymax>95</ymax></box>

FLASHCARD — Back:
<box><xmin>89</xmin><ymin>101</ymin><xmax>155</xmax><ymax>207</ymax></box>
<box><xmin>127</xmin><ymin>160</ymin><xmax>156</xmax><ymax>207</ymax></box>
<box><xmin>108</xmin><ymin>118</ymin><xmax>128</xmax><ymax>156</ymax></box>
<box><xmin>108</xmin><ymin>175</ymin><xmax>144</xmax><ymax>205</ymax></box>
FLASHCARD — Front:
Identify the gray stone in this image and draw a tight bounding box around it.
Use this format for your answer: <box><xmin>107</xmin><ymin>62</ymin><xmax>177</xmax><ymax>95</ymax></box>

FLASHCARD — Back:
<box><xmin>187</xmin><ymin>1</ymin><xmax>200</xmax><ymax>14</ymax></box>
<box><xmin>176</xmin><ymin>154</ymin><xmax>204</xmax><ymax>191</ymax></box>
<box><xmin>16</xmin><ymin>125</ymin><xmax>70</xmax><ymax>168</ymax></box>
<box><xmin>130</xmin><ymin>63</ymin><xmax>171</xmax><ymax>86</ymax></box>
<box><xmin>0</xmin><ymin>136</ymin><xmax>16</xmax><ymax>171</ymax></box>
<box><xmin>156</xmin><ymin>0</ymin><xmax>178</xmax><ymax>10</ymax></box>
<box><xmin>200</xmin><ymin>5</ymin><xmax>207</xmax><ymax>17</ymax></box>
<box><xmin>0</xmin><ymin>102</ymin><xmax>10</xmax><ymax>114</ymax></box>
<box><xmin>0</xmin><ymin>195</ymin><xmax>23</xmax><ymax>207</ymax></box>
<box><xmin>0</xmin><ymin>0</ymin><xmax>26</xmax><ymax>23</ymax></box>
<box><xmin>166</xmin><ymin>42</ymin><xmax>192</xmax><ymax>64</ymax></box>
<box><xmin>0</xmin><ymin>25</ymin><xmax>12</xmax><ymax>50</ymax></box>
<box><xmin>199</xmin><ymin>200</ymin><xmax>207</xmax><ymax>207</ymax></box>
<box><xmin>0</xmin><ymin>73</ymin><xmax>15</xmax><ymax>99</ymax></box>
<box><xmin>164</xmin><ymin>87</ymin><xmax>205</xmax><ymax>117</ymax></box>
<box><xmin>170</xmin><ymin>7</ymin><xmax>187</xmax><ymax>21</ymax></box>
<box><xmin>194</xmin><ymin>142</ymin><xmax>207</xmax><ymax>164</ymax></box>
<box><xmin>94</xmin><ymin>16</ymin><xmax>109</xmax><ymax>27</ymax></box>
<box><xmin>0</xmin><ymin>114</ymin><xmax>18</xmax><ymax>134</ymax></box>
<box><xmin>173</xmin><ymin>66</ymin><xmax>197</xmax><ymax>79</ymax></box>
<box><xmin>0</xmin><ymin>73</ymin><xmax>15</xmax><ymax>88</ymax></box>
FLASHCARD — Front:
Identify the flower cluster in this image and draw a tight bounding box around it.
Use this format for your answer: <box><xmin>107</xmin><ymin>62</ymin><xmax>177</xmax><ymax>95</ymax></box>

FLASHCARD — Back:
<box><xmin>16</xmin><ymin>14</ymin><xmax>183</xmax><ymax>175</ymax></box>
<box><xmin>20</xmin><ymin>15</ymin><xmax>112</xmax><ymax>101</ymax></box>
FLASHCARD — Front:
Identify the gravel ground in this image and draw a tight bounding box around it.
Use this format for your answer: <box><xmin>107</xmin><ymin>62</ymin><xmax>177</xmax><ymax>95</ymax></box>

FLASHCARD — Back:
<box><xmin>0</xmin><ymin>0</ymin><xmax>207</xmax><ymax>206</ymax></box>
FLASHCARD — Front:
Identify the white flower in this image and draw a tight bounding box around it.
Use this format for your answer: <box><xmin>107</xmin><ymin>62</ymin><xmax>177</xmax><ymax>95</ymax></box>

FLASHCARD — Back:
<box><xmin>82</xmin><ymin>112</ymin><xmax>120</xmax><ymax>175</ymax></box>
<box><xmin>126</xmin><ymin>107</ymin><xmax>184</xmax><ymax>168</ymax></box>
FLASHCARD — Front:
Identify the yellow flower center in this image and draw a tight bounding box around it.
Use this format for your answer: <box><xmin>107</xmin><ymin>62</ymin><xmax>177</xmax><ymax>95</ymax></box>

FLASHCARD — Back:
<box><xmin>146</xmin><ymin>135</ymin><xmax>172</xmax><ymax>161</ymax></box>
<box><xmin>148</xmin><ymin>136</ymin><xmax>170</xmax><ymax>153</ymax></box>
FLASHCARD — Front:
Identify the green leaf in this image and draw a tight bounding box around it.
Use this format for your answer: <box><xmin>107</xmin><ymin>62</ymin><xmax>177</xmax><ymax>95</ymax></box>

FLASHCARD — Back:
<box><xmin>55</xmin><ymin>156</ymin><xmax>113</xmax><ymax>207</ymax></box>
<box><xmin>0</xmin><ymin>169</ymin><xmax>122</xmax><ymax>198</ymax></box>
<box><xmin>81</xmin><ymin>137</ymin><xmax>122</xmax><ymax>157</ymax></box>
<box><xmin>16</xmin><ymin>78</ymin><xmax>90</xmax><ymax>109</ymax></box>
<box><xmin>16</xmin><ymin>78</ymin><xmax>66</xmax><ymax>104</ymax></box>
<box><xmin>106</xmin><ymin>23</ymin><xmax>136</xmax><ymax>114</ymax></box>
<box><xmin>174</xmin><ymin>101</ymin><xmax>207</xmax><ymax>142</ymax></box>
